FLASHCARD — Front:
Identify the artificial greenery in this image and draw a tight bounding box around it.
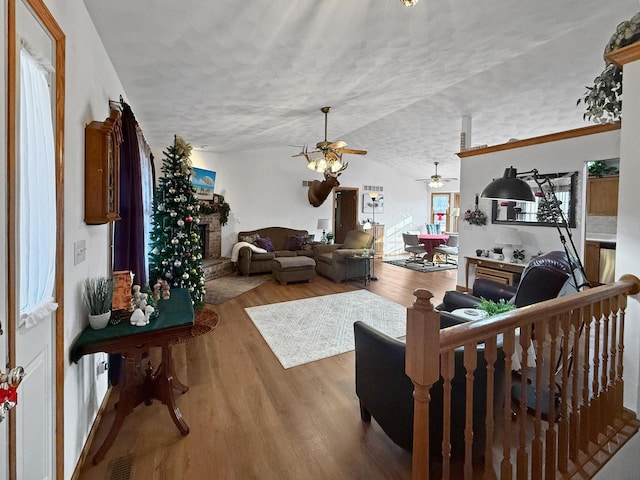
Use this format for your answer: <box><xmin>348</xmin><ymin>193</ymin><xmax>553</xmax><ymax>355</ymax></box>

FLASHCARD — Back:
<box><xmin>477</xmin><ymin>298</ymin><xmax>516</xmax><ymax>316</ymax></box>
<box><xmin>148</xmin><ymin>135</ymin><xmax>206</xmax><ymax>309</ymax></box>
<box><xmin>200</xmin><ymin>197</ymin><xmax>231</xmax><ymax>226</ymax></box>
<box><xmin>83</xmin><ymin>276</ymin><xmax>114</xmax><ymax>315</ymax></box>
<box><xmin>587</xmin><ymin>160</ymin><xmax>618</xmax><ymax>178</ymax></box>
<box><xmin>578</xmin><ymin>12</ymin><xmax>640</xmax><ymax>123</ymax></box>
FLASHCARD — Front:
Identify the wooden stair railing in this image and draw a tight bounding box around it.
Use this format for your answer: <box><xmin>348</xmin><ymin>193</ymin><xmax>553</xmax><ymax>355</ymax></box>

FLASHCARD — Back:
<box><xmin>406</xmin><ymin>275</ymin><xmax>640</xmax><ymax>480</ymax></box>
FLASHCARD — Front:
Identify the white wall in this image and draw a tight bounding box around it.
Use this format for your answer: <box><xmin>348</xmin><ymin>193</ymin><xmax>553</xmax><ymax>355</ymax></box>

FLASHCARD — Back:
<box><xmin>457</xmin><ymin>129</ymin><xmax>621</xmax><ymax>289</ymax></box>
<box><xmin>186</xmin><ymin>147</ymin><xmax>432</xmax><ymax>257</ymax></box>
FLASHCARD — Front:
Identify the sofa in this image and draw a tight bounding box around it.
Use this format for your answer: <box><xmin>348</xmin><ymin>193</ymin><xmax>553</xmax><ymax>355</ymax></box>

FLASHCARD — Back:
<box><xmin>313</xmin><ymin>230</ymin><xmax>374</xmax><ymax>282</ymax></box>
<box><xmin>437</xmin><ymin>250</ymin><xmax>574</xmax><ymax>312</ymax></box>
<box><xmin>354</xmin><ymin>320</ymin><xmax>505</xmax><ymax>458</ymax></box>
<box><xmin>235</xmin><ymin>227</ymin><xmax>314</xmax><ymax>276</ymax></box>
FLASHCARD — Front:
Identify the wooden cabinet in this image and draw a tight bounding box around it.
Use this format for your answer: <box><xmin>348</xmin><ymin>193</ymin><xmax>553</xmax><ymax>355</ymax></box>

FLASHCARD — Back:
<box><xmin>584</xmin><ymin>241</ymin><xmax>601</xmax><ymax>285</ymax></box>
<box><xmin>464</xmin><ymin>256</ymin><xmax>526</xmax><ymax>290</ymax></box>
<box><xmin>371</xmin><ymin>224</ymin><xmax>384</xmax><ymax>257</ymax></box>
<box><xmin>586</xmin><ymin>176</ymin><xmax>619</xmax><ymax>216</ymax></box>
<box><xmin>84</xmin><ymin>108</ymin><xmax>123</xmax><ymax>224</ymax></box>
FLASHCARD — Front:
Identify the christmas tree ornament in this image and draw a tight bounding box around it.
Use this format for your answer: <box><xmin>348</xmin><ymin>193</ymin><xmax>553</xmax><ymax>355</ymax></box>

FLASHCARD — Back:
<box><xmin>195</xmin><ymin>217</ymin><xmax>201</xmax><ymax>224</ymax></box>
<box><xmin>162</xmin><ymin>260</ymin><xmax>168</xmax><ymax>266</ymax></box>
<box><xmin>186</xmin><ymin>205</ymin><xmax>193</xmax><ymax>211</ymax></box>
<box><xmin>182</xmin><ymin>272</ymin><xmax>189</xmax><ymax>280</ymax></box>
<box><xmin>171</xmin><ymin>237</ymin><xmax>179</xmax><ymax>245</ymax></box>
<box><xmin>169</xmin><ymin>187</ymin><xmax>176</xmax><ymax>194</ymax></box>
<box><xmin>177</xmin><ymin>219</ymin><xmax>185</xmax><ymax>227</ymax></box>
<box><xmin>174</xmin><ymin>260</ymin><xmax>182</xmax><ymax>267</ymax></box>
<box><xmin>185</xmin><ymin>215</ymin><xmax>193</xmax><ymax>223</ymax></box>
<box><xmin>165</xmin><ymin>272</ymin><xmax>172</xmax><ymax>278</ymax></box>
<box><xmin>170</xmin><ymin>211</ymin><xmax>177</xmax><ymax>217</ymax></box>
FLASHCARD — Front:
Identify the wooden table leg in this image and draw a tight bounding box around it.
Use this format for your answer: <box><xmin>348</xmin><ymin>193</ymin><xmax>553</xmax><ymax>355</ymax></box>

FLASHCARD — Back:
<box><xmin>157</xmin><ymin>344</ymin><xmax>190</xmax><ymax>435</ymax></box>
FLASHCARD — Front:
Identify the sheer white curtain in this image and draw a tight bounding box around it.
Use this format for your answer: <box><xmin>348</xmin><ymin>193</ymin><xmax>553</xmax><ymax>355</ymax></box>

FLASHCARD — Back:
<box><xmin>18</xmin><ymin>46</ymin><xmax>58</xmax><ymax>328</ymax></box>
<box><xmin>137</xmin><ymin>126</ymin><xmax>154</xmax><ymax>278</ymax></box>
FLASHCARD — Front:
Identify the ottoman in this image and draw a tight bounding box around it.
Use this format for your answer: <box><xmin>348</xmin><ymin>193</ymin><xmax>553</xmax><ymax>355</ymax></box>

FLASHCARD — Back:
<box><xmin>272</xmin><ymin>256</ymin><xmax>316</xmax><ymax>285</ymax></box>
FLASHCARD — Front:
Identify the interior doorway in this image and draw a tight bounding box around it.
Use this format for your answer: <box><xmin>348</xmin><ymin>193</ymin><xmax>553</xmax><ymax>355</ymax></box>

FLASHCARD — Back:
<box><xmin>333</xmin><ymin>188</ymin><xmax>359</xmax><ymax>243</ymax></box>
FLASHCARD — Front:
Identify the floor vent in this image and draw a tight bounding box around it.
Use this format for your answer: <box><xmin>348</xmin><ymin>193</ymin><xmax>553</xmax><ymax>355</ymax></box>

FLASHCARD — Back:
<box><xmin>107</xmin><ymin>454</ymin><xmax>135</xmax><ymax>480</ymax></box>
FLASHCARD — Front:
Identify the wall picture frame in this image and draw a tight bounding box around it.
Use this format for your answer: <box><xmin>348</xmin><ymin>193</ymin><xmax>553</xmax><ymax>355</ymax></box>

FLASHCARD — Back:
<box><xmin>191</xmin><ymin>167</ymin><xmax>216</xmax><ymax>200</ymax></box>
<box><xmin>362</xmin><ymin>193</ymin><xmax>384</xmax><ymax>214</ymax></box>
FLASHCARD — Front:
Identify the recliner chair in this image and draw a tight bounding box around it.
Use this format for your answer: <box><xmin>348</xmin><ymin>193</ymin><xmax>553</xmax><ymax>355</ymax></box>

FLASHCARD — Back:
<box><xmin>437</xmin><ymin>250</ymin><xmax>574</xmax><ymax>312</ymax></box>
<box><xmin>354</xmin><ymin>320</ymin><xmax>505</xmax><ymax>458</ymax></box>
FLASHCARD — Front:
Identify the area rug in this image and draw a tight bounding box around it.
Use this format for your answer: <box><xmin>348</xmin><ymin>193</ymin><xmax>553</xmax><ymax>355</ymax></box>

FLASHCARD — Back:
<box><xmin>204</xmin><ymin>274</ymin><xmax>270</xmax><ymax>304</ymax></box>
<box><xmin>245</xmin><ymin>290</ymin><xmax>406</xmax><ymax>369</ymax></box>
<box><xmin>384</xmin><ymin>259</ymin><xmax>457</xmax><ymax>273</ymax></box>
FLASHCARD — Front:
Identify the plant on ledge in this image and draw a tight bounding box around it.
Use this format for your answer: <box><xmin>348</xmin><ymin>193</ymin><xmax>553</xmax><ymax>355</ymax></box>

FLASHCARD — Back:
<box><xmin>200</xmin><ymin>196</ymin><xmax>231</xmax><ymax>226</ymax></box>
<box><xmin>577</xmin><ymin>12</ymin><xmax>640</xmax><ymax>123</ymax></box>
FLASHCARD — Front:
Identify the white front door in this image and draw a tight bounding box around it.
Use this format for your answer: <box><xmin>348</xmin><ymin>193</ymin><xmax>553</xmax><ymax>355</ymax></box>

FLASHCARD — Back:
<box><xmin>7</xmin><ymin>1</ymin><xmax>64</xmax><ymax>479</ymax></box>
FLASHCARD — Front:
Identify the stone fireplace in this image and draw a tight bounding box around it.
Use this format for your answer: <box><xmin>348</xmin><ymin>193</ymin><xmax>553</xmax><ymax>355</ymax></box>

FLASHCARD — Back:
<box><xmin>199</xmin><ymin>212</ymin><xmax>234</xmax><ymax>281</ymax></box>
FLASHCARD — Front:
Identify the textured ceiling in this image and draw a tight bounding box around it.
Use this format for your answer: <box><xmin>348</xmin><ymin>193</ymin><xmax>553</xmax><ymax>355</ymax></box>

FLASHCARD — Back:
<box><xmin>83</xmin><ymin>0</ymin><xmax>638</xmax><ymax>184</ymax></box>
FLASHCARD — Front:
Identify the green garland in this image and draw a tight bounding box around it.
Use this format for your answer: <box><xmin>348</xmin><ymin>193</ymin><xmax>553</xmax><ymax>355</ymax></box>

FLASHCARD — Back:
<box><xmin>200</xmin><ymin>198</ymin><xmax>231</xmax><ymax>226</ymax></box>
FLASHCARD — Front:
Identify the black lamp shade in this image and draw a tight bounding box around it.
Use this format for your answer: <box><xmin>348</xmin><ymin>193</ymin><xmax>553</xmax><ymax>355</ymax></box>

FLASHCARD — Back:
<box><xmin>481</xmin><ymin>167</ymin><xmax>535</xmax><ymax>202</ymax></box>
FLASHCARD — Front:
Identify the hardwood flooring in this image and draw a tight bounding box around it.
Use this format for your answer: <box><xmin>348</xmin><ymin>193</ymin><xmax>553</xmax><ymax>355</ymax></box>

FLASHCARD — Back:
<box><xmin>76</xmin><ymin>259</ymin><xmax>458</xmax><ymax>480</ymax></box>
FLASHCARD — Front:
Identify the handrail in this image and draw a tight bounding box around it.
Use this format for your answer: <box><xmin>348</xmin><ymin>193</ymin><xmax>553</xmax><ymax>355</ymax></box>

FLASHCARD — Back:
<box><xmin>405</xmin><ymin>275</ymin><xmax>640</xmax><ymax>480</ymax></box>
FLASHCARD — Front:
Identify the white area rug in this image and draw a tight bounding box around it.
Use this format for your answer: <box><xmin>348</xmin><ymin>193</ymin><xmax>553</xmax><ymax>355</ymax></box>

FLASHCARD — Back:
<box><xmin>245</xmin><ymin>290</ymin><xmax>406</xmax><ymax>369</ymax></box>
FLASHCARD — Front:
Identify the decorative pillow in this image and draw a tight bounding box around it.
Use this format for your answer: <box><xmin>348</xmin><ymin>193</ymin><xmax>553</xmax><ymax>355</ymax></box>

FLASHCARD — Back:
<box><xmin>285</xmin><ymin>235</ymin><xmax>305</xmax><ymax>251</ymax></box>
<box><xmin>240</xmin><ymin>233</ymin><xmax>260</xmax><ymax>244</ymax></box>
<box><xmin>254</xmin><ymin>236</ymin><xmax>274</xmax><ymax>252</ymax></box>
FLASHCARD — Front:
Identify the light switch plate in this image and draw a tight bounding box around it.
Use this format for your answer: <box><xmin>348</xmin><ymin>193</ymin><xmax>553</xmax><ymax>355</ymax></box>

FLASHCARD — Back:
<box><xmin>74</xmin><ymin>240</ymin><xmax>86</xmax><ymax>265</ymax></box>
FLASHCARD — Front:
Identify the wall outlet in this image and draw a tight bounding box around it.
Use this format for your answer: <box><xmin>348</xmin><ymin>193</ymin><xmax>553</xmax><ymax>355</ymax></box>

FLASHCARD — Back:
<box><xmin>74</xmin><ymin>240</ymin><xmax>86</xmax><ymax>265</ymax></box>
<box><xmin>97</xmin><ymin>361</ymin><xmax>109</xmax><ymax>375</ymax></box>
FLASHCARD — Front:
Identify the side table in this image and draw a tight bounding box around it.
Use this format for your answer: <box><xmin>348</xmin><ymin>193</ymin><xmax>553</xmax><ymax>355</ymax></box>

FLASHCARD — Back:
<box><xmin>344</xmin><ymin>255</ymin><xmax>371</xmax><ymax>286</ymax></box>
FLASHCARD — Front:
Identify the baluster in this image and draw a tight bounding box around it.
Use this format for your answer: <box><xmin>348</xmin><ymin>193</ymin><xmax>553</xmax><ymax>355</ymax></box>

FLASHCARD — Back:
<box><xmin>601</xmin><ymin>298</ymin><xmax>611</xmax><ymax>433</ymax></box>
<box><xmin>441</xmin><ymin>350</ymin><xmax>455</xmax><ymax>479</ymax></box>
<box><xmin>580</xmin><ymin>305</ymin><xmax>593</xmax><ymax>452</ymax></box>
<box><xmin>569</xmin><ymin>308</ymin><xmax>582</xmax><ymax>462</ymax></box>
<box><xmin>557</xmin><ymin>312</ymin><xmax>571</xmax><ymax>473</ymax></box>
<box><xmin>616</xmin><ymin>293</ymin><xmax>627</xmax><ymax>416</ymax></box>
<box><xmin>500</xmin><ymin>330</ymin><xmax>516</xmax><ymax>480</ymax></box>
<box><xmin>463</xmin><ymin>342</ymin><xmax>477</xmax><ymax>479</ymax></box>
<box><xmin>590</xmin><ymin>301</ymin><xmax>602</xmax><ymax>443</ymax></box>
<box><xmin>526</xmin><ymin>319</ymin><xmax>545</xmax><ymax>480</ymax></box>
<box><xmin>544</xmin><ymin>317</ymin><xmax>559</xmax><ymax>479</ymax></box>
<box><xmin>482</xmin><ymin>337</ymin><xmax>498</xmax><ymax>480</ymax></box>
<box><xmin>608</xmin><ymin>295</ymin><xmax>619</xmax><ymax>422</ymax></box>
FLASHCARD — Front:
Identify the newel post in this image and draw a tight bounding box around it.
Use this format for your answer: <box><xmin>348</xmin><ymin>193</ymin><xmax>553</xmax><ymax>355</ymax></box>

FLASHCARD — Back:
<box><xmin>405</xmin><ymin>288</ymin><xmax>442</xmax><ymax>480</ymax></box>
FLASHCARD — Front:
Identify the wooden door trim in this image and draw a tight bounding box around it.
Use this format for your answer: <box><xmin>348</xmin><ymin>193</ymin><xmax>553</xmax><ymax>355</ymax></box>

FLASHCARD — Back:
<box><xmin>7</xmin><ymin>1</ymin><xmax>65</xmax><ymax>479</ymax></box>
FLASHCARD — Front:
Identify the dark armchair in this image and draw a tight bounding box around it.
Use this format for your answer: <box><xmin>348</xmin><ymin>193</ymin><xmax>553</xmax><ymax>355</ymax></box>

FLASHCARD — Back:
<box><xmin>437</xmin><ymin>251</ymin><xmax>575</xmax><ymax>312</ymax></box>
<box><xmin>354</xmin><ymin>320</ymin><xmax>505</xmax><ymax>458</ymax></box>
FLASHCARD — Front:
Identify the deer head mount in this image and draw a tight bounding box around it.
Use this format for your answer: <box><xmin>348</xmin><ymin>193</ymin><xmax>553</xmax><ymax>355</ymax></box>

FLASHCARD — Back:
<box><xmin>308</xmin><ymin>168</ymin><xmax>346</xmax><ymax>207</ymax></box>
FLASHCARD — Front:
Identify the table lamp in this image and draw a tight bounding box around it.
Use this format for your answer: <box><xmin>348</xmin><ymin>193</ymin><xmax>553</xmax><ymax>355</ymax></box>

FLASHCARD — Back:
<box><xmin>317</xmin><ymin>218</ymin><xmax>330</xmax><ymax>243</ymax></box>
<box><xmin>495</xmin><ymin>226</ymin><xmax>521</xmax><ymax>263</ymax></box>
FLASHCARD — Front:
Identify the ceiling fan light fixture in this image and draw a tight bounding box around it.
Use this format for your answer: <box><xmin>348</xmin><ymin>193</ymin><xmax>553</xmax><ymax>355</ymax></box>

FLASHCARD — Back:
<box><xmin>428</xmin><ymin>177</ymin><xmax>443</xmax><ymax>188</ymax></box>
<box><xmin>400</xmin><ymin>0</ymin><xmax>419</xmax><ymax>6</ymax></box>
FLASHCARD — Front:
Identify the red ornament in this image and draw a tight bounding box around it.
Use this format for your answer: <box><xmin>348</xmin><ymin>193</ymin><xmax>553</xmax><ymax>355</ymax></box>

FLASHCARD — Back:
<box><xmin>185</xmin><ymin>215</ymin><xmax>193</xmax><ymax>223</ymax></box>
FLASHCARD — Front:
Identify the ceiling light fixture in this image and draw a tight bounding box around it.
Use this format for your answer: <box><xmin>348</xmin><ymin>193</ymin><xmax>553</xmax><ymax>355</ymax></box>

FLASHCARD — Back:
<box><xmin>400</xmin><ymin>0</ymin><xmax>420</xmax><ymax>6</ymax></box>
<box><xmin>428</xmin><ymin>161</ymin><xmax>444</xmax><ymax>188</ymax></box>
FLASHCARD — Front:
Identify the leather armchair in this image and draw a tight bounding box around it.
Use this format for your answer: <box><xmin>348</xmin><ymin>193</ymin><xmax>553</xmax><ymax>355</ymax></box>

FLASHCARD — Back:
<box><xmin>354</xmin><ymin>320</ymin><xmax>505</xmax><ymax>458</ymax></box>
<box><xmin>437</xmin><ymin>251</ymin><xmax>574</xmax><ymax>312</ymax></box>
<box><xmin>314</xmin><ymin>230</ymin><xmax>373</xmax><ymax>282</ymax></box>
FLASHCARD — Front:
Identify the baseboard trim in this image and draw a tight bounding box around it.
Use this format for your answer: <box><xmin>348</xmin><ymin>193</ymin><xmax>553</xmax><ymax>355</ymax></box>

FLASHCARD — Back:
<box><xmin>69</xmin><ymin>384</ymin><xmax>113</xmax><ymax>480</ymax></box>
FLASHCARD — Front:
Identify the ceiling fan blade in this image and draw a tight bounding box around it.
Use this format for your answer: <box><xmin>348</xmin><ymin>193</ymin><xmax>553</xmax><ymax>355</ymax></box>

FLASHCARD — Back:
<box><xmin>328</xmin><ymin>140</ymin><xmax>348</xmax><ymax>149</ymax></box>
<box><xmin>336</xmin><ymin>148</ymin><xmax>367</xmax><ymax>155</ymax></box>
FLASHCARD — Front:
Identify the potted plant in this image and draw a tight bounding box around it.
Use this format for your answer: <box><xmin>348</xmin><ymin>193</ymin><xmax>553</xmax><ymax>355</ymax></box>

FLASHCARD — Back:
<box><xmin>83</xmin><ymin>276</ymin><xmax>114</xmax><ymax>329</ymax></box>
<box><xmin>477</xmin><ymin>298</ymin><xmax>516</xmax><ymax>316</ymax></box>
<box><xmin>326</xmin><ymin>232</ymin><xmax>334</xmax><ymax>244</ymax></box>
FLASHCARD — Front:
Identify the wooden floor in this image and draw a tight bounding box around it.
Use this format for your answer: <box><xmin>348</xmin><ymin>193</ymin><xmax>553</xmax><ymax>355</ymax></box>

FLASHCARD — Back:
<box><xmin>76</xmin><ymin>259</ymin><xmax>458</xmax><ymax>480</ymax></box>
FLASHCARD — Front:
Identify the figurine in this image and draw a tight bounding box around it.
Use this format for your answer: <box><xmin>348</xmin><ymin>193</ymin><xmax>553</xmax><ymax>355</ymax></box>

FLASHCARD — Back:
<box><xmin>160</xmin><ymin>280</ymin><xmax>171</xmax><ymax>300</ymax></box>
<box><xmin>130</xmin><ymin>308</ymin><xmax>147</xmax><ymax>326</ymax></box>
<box><xmin>144</xmin><ymin>305</ymin><xmax>155</xmax><ymax>323</ymax></box>
<box><xmin>153</xmin><ymin>282</ymin><xmax>162</xmax><ymax>301</ymax></box>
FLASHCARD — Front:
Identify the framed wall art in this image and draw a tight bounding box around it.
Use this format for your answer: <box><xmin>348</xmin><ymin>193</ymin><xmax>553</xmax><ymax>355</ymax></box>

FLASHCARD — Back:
<box><xmin>191</xmin><ymin>167</ymin><xmax>216</xmax><ymax>200</ymax></box>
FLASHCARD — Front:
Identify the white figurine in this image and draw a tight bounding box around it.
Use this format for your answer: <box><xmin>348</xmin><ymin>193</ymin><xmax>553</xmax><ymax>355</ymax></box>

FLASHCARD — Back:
<box><xmin>144</xmin><ymin>305</ymin><xmax>155</xmax><ymax>323</ymax></box>
<box><xmin>130</xmin><ymin>308</ymin><xmax>146</xmax><ymax>326</ymax></box>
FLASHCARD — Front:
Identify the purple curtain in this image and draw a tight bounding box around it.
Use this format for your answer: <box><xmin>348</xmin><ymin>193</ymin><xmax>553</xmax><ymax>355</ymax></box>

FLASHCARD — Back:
<box><xmin>114</xmin><ymin>103</ymin><xmax>147</xmax><ymax>285</ymax></box>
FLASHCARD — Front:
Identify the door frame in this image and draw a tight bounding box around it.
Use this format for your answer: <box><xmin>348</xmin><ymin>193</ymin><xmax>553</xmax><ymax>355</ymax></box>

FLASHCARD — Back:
<box><xmin>7</xmin><ymin>1</ymin><xmax>65</xmax><ymax>478</ymax></box>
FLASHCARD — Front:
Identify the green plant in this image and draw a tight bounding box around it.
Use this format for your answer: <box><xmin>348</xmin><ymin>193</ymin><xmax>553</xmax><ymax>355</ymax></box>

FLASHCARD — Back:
<box><xmin>577</xmin><ymin>12</ymin><xmax>640</xmax><ymax>123</ymax></box>
<box><xmin>83</xmin><ymin>277</ymin><xmax>114</xmax><ymax>315</ymax></box>
<box><xmin>477</xmin><ymin>298</ymin><xmax>516</xmax><ymax>316</ymax></box>
<box><xmin>587</xmin><ymin>160</ymin><xmax>618</xmax><ymax>178</ymax></box>
<box><xmin>200</xmin><ymin>196</ymin><xmax>231</xmax><ymax>226</ymax></box>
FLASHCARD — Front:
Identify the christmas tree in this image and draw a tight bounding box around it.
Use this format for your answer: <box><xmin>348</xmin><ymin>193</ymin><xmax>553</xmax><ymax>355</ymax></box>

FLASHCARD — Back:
<box><xmin>148</xmin><ymin>136</ymin><xmax>205</xmax><ymax>308</ymax></box>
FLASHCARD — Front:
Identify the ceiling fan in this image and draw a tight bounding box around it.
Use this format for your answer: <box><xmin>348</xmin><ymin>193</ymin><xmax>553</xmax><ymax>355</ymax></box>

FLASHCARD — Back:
<box><xmin>293</xmin><ymin>106</ymin><xmax>367</xmax><ymax>174</ymax></box>
<box><xmin>415</xmin><ymin>162</ymin><xmax>458</xmax><ymax>188</ymax></box>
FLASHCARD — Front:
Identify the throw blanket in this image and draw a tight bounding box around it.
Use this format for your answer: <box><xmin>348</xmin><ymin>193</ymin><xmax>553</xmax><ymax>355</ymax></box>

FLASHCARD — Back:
<box><xmin>231</xmin><ymin>241</ymin><xmax>267</xmax><ymax>262</ymax></box>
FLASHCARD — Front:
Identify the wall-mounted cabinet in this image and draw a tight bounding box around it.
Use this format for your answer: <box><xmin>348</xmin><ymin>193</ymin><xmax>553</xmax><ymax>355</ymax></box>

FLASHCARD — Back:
<box><xmin>586</xmin><ymin>176</ymin><xmax>619</xmax><ymax>216</ymax></box>
<box><xmin>84</xmin><ymin>108</ymin><xmax>123</xmax><ymax>224</ymax></box>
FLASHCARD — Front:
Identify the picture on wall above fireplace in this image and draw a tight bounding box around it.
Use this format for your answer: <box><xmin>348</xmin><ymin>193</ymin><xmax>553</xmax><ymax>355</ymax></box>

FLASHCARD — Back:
<box><xmin>191</xmin><ymin>167</ymin><xmax>216</xmax><ymax>200</ymax></box>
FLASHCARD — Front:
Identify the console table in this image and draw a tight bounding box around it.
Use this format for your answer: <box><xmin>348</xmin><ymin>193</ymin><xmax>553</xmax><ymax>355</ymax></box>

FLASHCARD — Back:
<box><xmin>70</xmin><ymin>289</ymin><xmax>218</xmax><ymax>464</ymax></box>
<box><xmin>464</xmin><ymin>256</ymin><xmax>527</xmax><ymax>290</ymax></box>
